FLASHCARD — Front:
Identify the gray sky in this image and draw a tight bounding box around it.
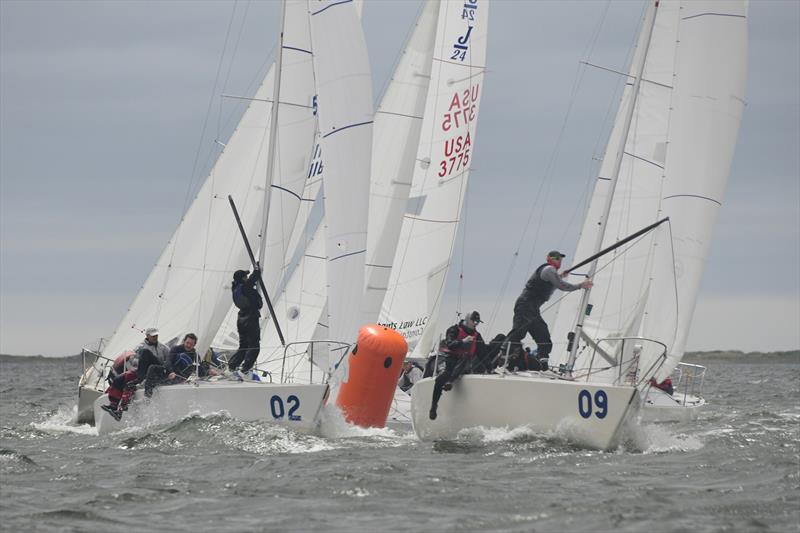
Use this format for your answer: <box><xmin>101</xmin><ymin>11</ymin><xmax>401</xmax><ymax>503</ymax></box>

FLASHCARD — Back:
<box><xmin>1</xmin><ymin>0</ymin><xmax>798</xmax><ymax>356</ymax></box>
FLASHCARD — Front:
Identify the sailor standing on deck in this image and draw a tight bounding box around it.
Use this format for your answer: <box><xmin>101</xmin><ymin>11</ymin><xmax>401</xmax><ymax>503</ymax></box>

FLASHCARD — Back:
<box><xmin>507</xmin><ymin>251</ymin><xmax>593</xmax><ymax>366</ymax></box>
<box><xmin>227</xmin><ymin>268</ymin><xmax>263</xmax><ymax>376</ymax></box>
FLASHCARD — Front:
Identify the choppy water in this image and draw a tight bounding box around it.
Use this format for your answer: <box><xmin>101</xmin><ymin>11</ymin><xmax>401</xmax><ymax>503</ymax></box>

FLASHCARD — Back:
<box><xmin>1</xmin><ymin>356</ymin><xmax>798</xmax><ymax>532</ymax></box>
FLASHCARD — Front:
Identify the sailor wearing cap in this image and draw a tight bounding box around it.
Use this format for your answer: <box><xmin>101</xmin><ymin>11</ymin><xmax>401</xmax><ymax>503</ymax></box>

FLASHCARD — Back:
<box><xmin>128</xmin><ymin>326</ymin><xmax>170</xmax><ymax>377</ymax></box>
<box><xmin>429</xmin><ymin>310</ymin><xmax>486</xmax><ymax>420</ymax></box>
<box><xmin>506</xmin><ymin>250</ymin><xmax>593</xmax><ymax>367</ymax></box>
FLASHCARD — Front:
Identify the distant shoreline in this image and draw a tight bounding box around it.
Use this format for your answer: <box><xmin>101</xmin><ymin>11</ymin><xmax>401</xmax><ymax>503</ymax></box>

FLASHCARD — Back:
<box><xmin>1</xmin><ymin>350</ymin><xmax>798</xmax><ymax>363</ymax></box>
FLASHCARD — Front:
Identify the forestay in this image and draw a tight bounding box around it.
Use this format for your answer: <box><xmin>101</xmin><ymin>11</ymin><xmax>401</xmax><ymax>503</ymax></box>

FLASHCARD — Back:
<box><xmin>550</xmin><ymin>0</ymin><xmax>748</xmax><ymax>383</ymax></box>
<box><xmin>378</xmin><ymin>0</ymin><xmax>489</xmax><ymax>356</ymax></box>
<box><xmin>102</xmin><ymin>37</ymin><xmax>289</xmax><ymax>361</ymax></box>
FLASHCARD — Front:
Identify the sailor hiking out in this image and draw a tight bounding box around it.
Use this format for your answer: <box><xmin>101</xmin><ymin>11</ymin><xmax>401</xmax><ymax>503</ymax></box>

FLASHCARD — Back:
<box><xmin>429</xmin><ymin>310</ymin><xmax>485</xmax><ymax>420</ymax></box>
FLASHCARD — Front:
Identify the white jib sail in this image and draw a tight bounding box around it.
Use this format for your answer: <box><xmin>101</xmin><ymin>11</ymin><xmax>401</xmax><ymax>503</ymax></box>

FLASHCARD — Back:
<box><xmin>378</xmin><ymin>0</ymin><xmax>489</xmax><ymax>356</ymax></box>
<box><xmin>362</xmin><ymin>0</ymin><xmax>440</xmax><ymax>321</ymax></box>
<box><xmin>550</xmin><ymin>0</ymin><xmax>748</xmax><ymax>383</ymax></box>
<box><xmin>309</xmin><ymin>0</ymin><xmax>374</xmax><ymax>345</ymax></box>
<box><xmin>102</xmin><ymin>48</ymin><xmax>289</xmax><ymax>361</ymax></box>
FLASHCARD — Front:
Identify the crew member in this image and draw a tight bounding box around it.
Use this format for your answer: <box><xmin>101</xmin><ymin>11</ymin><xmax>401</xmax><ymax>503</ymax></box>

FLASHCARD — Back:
<box><xmin>429</xmin><ymin>310</ymin><xmax>485</xmax><ymax>420</ymax></box>
<box><xmin>507</xmin><ymin>251</ymin><xmax>592</xmax><ymax>366</ymax></box>
<box><xmin>227</xmin><ymin>268</ymin><xmax>263</xmax><ymax>375</ymax></box>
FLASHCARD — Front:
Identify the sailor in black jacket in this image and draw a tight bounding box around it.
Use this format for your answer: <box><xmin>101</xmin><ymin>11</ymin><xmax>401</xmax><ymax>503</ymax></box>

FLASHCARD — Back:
<box><xmin>227</xmin><ymin>269</ymin><xmax>263</xmax><ymax>373</ymax></box>
<box><xmin>507</xmin><ymin>251</ymin><xmax>592</xmax><ymax>364</ymax></box>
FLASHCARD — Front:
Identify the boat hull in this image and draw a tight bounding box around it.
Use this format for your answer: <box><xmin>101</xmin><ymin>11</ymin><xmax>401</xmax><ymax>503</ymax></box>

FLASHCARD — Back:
<box><xmin>93</xmin><ymin>380</ymin><xmax>328</xmax><ymax>435</ymax></box>
<box><xmin>640</xmin><ymin>386</ymin><xmax>705</xmax><ymax>422</ymax></box>
<box><xmin>77</xmin><ymin>385</ymin><xmax>103</xmax><ymax>424</ymax></box>
<box><xmin>410</xmin><ymin>373</ymin><xmax>639</xmax><ymax>450</ymax></box>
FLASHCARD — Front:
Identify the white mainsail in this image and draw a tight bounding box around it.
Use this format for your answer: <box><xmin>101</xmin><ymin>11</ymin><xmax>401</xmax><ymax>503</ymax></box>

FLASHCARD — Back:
<box><xmin>309</xmin><ymin>0</ymin><xmax>374</xmax><ymax>345</ymax></box>
<box><xmin>211</xmin><ymin>0</ymin><xmax>319</xmax><ymax>350</ymax></box>
<box><xmin>550</xmin><ymin>0</ymin><xmax>748</xmax><ymax>383</ymax></box>
<box><xmin>378</xmin><ymin>0</ymin><xmax>489</xmax><ymax>356</ymax></box>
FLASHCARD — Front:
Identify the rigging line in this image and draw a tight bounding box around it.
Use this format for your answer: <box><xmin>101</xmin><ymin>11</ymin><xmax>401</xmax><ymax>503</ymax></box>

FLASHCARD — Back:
<box><xmin>522</xmin><ymin>6</ymin><xmax>611</xmax><ymax>267</ymax></box>
<box><xmin>665</xmin><ymin>219</ymin><xmax>680</xmax><ymax>362</ymax></box>
<box><xmin>154</xmin><ymin>0</ymin><xmax>240</xmax><ymax>329</ymax></box>
<box><xmin>218</xmin><ymin>0</ymin><xmax>251</xmax><ymax>140</ymax></box>
<box><xmin>456</xmin><ymin>182</ymin><xmax>470</xmax><ymax>319</ymax></box>
<box><xmin>374</xmin><ymin>0</ymin><xmax>426</xmax><ymax>107</ymax></box>
<box><xmin>488</xmin><ymin>1</ymin><xmax>612</xmax><ymax>329</ymax></box>
<box><xmin>560</xmin><ymin>0</ymin><xmax>642</xmax><ymax>248</ymax></box>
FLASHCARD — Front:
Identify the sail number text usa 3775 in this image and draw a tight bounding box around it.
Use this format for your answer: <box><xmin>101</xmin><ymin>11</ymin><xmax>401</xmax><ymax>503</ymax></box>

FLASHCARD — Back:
<box><xmin>578</xmin><ymin>389</ymin><xmax>608</xmax><ymax>419</ymax></box>
<box><xmin>439</xmin><ymin>84</ymin><xmax>479</xmax><ymax>178</ymax></box>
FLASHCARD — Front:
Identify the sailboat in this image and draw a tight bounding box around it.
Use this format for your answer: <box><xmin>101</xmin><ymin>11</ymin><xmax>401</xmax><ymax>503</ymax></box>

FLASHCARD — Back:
<box><xmin>215</xmin><ymin>0</ymin><xmax>489</xmax><ymax>426</ymax></box>
<box><xmin>410</xmin><ymin>0</ymin><xmax>748</xmax><ymax>449</ymax></box>
<box><xmin>77</xmin><ymin>0</ymin><xmax>374</xmax><ymax>434</ymax></box>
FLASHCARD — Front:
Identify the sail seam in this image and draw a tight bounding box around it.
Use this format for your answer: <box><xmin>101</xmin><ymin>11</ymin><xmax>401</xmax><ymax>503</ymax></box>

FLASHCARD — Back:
<box><xmin>432</xmin><ymin>57</ymin><xmax>487</xmax><ymax>70</ymax></box>
<box><xmin>663</xmin><ymin>194</ymin><xmax>721</xmax><ymax>206</ymax></box>
<box><xmin>322</xmin><ymin>120</ymin><xmax>373</xmax><ymax>138</ymax></box>
<box><xmin>365</xmin><ymin>263</ymin><xmax>393</xmax><ymax>268</ymax></box>
<box><xmin>376</xmin><ymin>110</ymin><xmax>424</xmax><ymax>120</ymax></box>
<box><xmin>311</xmin><ymin>0</ymin><xmax>353</xmax><ymax>17</ymax></box>
<box><xmin>329</xmin><ymin>249</ymin><xmax>367</xmax><ymax>262</ymax></box>
<box><xmin>682</xmin><ymin>13</ymin><xmax>746</xmax><ymax>21</ymax></box>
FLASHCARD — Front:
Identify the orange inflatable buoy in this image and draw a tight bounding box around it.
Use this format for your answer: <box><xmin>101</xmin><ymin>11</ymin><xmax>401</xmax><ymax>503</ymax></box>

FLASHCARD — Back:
<box><xmin>336</xmin><ymin>324</ymin><xmax>408</xmax><ymax>428</ymax></box>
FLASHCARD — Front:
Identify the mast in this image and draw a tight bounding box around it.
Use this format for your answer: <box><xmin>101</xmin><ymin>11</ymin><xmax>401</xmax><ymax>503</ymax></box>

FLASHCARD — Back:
<box><xmin>566</xmin><ymin>0</ymin><xmax>660</xmax><ymax>372</ymax></box>
<box><xmin>257</xmin><ymin>0</ymin><xmax>287</xmax><ymax>269</ymax></box>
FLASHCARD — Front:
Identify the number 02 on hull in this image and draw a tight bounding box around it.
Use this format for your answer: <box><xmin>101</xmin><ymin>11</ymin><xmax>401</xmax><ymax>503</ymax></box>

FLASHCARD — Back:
<box><xmin>410</xmin><ymin>373</ymin><xmax>640</xmax><ymax>450</ymax></box>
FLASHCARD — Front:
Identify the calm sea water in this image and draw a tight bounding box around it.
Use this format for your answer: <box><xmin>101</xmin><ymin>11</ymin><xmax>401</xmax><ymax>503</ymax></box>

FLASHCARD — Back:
<box><xmin>0</xmin><ymin>356</ymin><xmax>797</xmax><ymax>533</ymax></box>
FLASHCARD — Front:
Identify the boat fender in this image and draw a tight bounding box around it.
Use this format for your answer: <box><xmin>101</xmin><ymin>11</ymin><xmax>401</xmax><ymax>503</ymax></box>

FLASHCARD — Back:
<box><xmin>336</xmin><ymin>324</ymin><xmax>408</xmax><ymax>428</ymax></box>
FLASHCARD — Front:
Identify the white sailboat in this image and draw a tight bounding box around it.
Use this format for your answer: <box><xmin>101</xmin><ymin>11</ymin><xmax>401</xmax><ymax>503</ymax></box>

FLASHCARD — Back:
<box><xmin>411</xmin><ymin>0</ymin><xmax>748</xmax><ymax>449</ymax></box>
<box><xmin>78</xmin><ymin>0</ymin><xmax>373</xmax><ymax>434</ymax></box>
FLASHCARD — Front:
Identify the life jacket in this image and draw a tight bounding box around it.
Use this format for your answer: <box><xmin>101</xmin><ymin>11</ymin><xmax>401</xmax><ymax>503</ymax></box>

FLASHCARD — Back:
<box><xmin>440</xmin><ymin>325</ymin><xmax>477</xmax><ymax>357</ymax></box>
<box><xmin>111</xmin><ymin>351</ymin><xmax>135</xmax><ymax>377</ymax></box>
<box><xmin>232</xmin><ymin>282</ymin><xmax>250</xmax><ymax>310</ymax></box>
<box><xmin>522</xmin><ymin>263</ymin><xmax>556</xmax><ymax>304</ymax></box>
<box><xmin>173</xmin><ymin>352</ymin><xmax>195</xmax><ymax>378</ymax></box>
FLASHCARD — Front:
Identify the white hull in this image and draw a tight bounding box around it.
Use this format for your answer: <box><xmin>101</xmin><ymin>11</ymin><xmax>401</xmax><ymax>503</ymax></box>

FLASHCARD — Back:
<box><xmin>640</xmin><ymin>386</ymin><xmax>705</xmax><ymax>422</ymax></box>
<box><xmin>410</xmin><ymin>372</ymin><xmax>640</xmax><ymax>450</ymax></box>
<box><xmin>77</xmin><ymin>385</ymin><xmax>103</xmax><ymax>424</ymax></box>
<box><xmin>93</xmin><ymin>380</ymin><xmax>328</xmax><ymax>435</ymax></box>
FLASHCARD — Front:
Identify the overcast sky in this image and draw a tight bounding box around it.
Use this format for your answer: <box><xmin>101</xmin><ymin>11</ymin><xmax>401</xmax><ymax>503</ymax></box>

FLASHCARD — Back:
<box><xmin>1</xmin><ymin>0</ymin><xmax>798</xmax><ymax>356</ymax></box>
